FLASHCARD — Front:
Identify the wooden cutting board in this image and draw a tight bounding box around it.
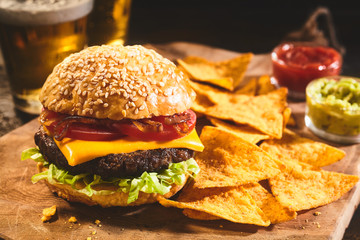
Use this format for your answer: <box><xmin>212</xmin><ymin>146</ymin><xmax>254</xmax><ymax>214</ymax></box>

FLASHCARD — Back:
<box><xmin>0</xmin><ymin>42</ymin><xmax>359</xmax><ymax>240</ymax></box>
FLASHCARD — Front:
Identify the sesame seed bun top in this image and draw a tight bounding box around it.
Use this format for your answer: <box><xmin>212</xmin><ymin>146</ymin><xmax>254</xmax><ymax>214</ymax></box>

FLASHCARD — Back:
<box><xmin>40</xmin><ymin>45</ymin><xmax>196</xmax><ymax>120</ymax></box>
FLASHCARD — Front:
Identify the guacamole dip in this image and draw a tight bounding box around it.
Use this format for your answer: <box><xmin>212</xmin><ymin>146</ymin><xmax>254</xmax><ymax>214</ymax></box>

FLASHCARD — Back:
<box><xmin>306</xmin><ymin>77</ymin><xmax>360</xmax><ymax>136</ymax></box>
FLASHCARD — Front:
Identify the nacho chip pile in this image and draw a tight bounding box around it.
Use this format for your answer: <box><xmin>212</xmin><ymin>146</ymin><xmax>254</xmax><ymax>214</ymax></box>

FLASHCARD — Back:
<box><xmin>190</xmin><ymin>80</ymin><xmax>288</xmax><ymax>139</ymax></box>
<box><xmin>157</xmin><ymin>54</ymin><xmax>359</xmax><ymax>227</ymax></box>
<box><xmin>178</xmin><ymin>54</ymin><xmax>253</xmax><ymax>91</ymax></box>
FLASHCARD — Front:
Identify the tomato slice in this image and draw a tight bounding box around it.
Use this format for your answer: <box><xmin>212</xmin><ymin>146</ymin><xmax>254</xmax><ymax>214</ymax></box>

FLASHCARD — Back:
<box><xmin>111</xmin><ymin>109</ymin><xmax>196</xmax><ymax>141</ymax></box>
<box><xmin>42</xmin><ymin>109</ymin><xmax>196</xmax><ymax>142</ymax></box>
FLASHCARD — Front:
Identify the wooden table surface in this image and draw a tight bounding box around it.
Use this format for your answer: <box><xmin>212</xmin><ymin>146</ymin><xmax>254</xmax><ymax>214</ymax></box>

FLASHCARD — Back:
<box><xmin>0</xmin><ymin>42</ymin><xmax>360</xmax><ymax>240</ymax></box>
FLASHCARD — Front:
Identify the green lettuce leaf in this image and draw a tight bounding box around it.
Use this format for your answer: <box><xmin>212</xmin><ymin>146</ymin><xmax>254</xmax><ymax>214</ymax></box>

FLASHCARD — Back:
<box><xmin>21</xmin><ymin>147</ymin><xmax>45</xmax><ymax>162</ymax></box>
<box><xmin>22</xmin><ymin>147</ymin><xmax>199</xmax><ymax>204</ymax></box>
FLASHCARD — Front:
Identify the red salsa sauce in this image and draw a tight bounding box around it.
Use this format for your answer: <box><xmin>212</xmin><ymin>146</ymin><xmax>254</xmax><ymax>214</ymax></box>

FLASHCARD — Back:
<box><xmin>272</xmin><ymin>43</ymin><xmax>342</xmax><ymax>97</ymax></box>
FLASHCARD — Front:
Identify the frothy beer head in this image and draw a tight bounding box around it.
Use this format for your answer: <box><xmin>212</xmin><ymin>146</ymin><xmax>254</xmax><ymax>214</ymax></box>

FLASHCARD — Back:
<box><xmin>0</xmin><ymin>0</ymin><xmax>94</xmax><ymax>25</ymax></box>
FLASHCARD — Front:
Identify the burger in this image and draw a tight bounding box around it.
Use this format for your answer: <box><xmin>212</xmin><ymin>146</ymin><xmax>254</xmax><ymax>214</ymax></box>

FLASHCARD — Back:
<box><xmin>21</xmin><ymin>45</ymin><xmax>204</xmax><ymax>207</ymax></box>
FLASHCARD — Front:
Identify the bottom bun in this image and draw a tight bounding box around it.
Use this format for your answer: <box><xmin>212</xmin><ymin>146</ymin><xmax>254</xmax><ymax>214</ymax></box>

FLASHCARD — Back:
<box><xmin>38</xmin><ymin>163</ymin><xmax>187</xmax><ymax>207</ymax></box>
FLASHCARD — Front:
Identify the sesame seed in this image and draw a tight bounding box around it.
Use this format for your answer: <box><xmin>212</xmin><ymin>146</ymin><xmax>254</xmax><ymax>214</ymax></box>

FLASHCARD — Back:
<box><xmin>134</xmin><ymin>108</ymin><xmax>139</xmax><ymax>114</ymax></box>
<box><xmin>122</xmin><ymin>110</ymin><xmax>127</xmax><ymax>117</ymax></box>
<box><xmin>104</xmin><ymin>103</ymin><xmax>109</xmax><ymax>107</ymax></box>
<box><xmin>49</xmin><ymin>99</ymin><xmax>57</xmax><ymax>106</ymax></box>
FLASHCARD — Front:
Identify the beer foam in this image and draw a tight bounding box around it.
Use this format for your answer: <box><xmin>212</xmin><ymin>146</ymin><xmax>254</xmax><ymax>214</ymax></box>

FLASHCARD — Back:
<box><xmin>0</xmin><ymin>0</ymin><xmax>94</xmax><ymax>25</ymax></box>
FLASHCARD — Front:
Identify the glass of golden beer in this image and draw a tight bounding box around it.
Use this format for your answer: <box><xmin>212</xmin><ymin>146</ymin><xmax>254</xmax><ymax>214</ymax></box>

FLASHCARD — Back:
<box><xmin>87</xmin><ymin>0</ymin><xmax>132</xmax><ymax>46</ymax></box>
<box><xmin>0</xmin><ymin>0</ymin><xmax>94</xmax><ymax>114</ymax></box>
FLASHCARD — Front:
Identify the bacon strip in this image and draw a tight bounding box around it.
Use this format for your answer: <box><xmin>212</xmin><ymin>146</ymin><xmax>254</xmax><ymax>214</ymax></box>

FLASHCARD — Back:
<box><xmin>53</xmin><ymin>116</ymin><xmax>99</xmax><ymax>141</ymax></box>
<box><xmin>163</xmin><ymin>112</ymin><xmax>191</xmax><ymax>125</ymax></box>
<box><xmin>132</xmin><ymin>119</ymin><xmax>164</xmax><ymax>133</ymax></box>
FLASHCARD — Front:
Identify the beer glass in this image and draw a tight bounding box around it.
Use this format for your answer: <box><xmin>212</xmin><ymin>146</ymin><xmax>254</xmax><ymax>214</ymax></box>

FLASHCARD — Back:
<box><xmin>0</xmin><ymin>0</ymin><xmax>94</xmax><ymax>114</ymax></box>
<box><xmin>87</xmin><ymin>0</ymin><xmax>132</xmax><ymax>46</ymax></box>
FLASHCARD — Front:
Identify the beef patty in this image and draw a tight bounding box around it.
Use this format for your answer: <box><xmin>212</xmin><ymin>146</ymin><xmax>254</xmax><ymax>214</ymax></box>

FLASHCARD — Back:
<box><xmin>34</xmin><ymin>127</ymin><xmax>194</xmax><ymax>179</ymax></box>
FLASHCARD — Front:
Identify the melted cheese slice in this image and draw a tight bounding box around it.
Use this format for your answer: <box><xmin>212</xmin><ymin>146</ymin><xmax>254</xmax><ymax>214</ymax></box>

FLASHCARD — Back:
<box><xmin>54</xmin><ymin>129</ymin><xmax>204</xmax><ymax>166</ymax></box>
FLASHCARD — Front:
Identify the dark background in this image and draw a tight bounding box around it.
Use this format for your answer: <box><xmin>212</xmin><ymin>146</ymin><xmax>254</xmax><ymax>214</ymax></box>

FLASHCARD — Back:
<box><xmin>127</xmin><ymin>0</ymin><xmax>360</xmax><ymax>76</ymax></box>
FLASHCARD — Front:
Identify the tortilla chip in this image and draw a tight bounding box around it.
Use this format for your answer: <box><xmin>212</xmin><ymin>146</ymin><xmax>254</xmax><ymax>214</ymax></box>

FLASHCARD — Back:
<box><xmin>282</xmin><ymin>106</ymin><xmax>296</xmax><ymax>127</ymax></box>
<box><xmin>269</xmin><ymin>164</ymin><xmax>359</xmax><ymax>211</ymax></box>
<box><xmin>182</xmin><ymin>209</ymin><xmax>221</xmax><ymax>220</ymax></box>
<box><xmin>260</xmin><ymin>129</ymin><xmax>346</xmax><ymax>167</ymax></box>
<box><xmin>193</xmin><ymin>126</ymin><xmax>283</xmax><ymax>188</ymax></box>
<box><xmin>256</xmin><ymin>75</ymin><xmax>276</xmax><ymax>95</ymax></box>
<box><xmin>209</xmin><ymin>117</ymin><xmax>270</xmax><ymax>144</ymax></box>
<box><xmin>283</xmin><ymin>107</ymin><xmax>292</xmax><ymax>127</ymax></box>
<box><xmin>192</xmin><ymin>88</ymin><xmax>288</xmax><ymax>139</ymax></box>
<box><xmin>243</xmin><ymin>183</ymin><xmax>297</xmax><ymax>224</ymax></box>
<box><xmin>158</xmin><ymin>183</ymin><xmax>270</xmax><ymax>226</ymax></box>
<box><xmin>178</xmin><ymin>53</ymin><xmax>253</xmax><ymax>91</ymax></box>
<box><xmin>235</xmin><ymin>77</ymin><xmax>257</xmax><ymax>95</ymax></box>
<box><xmin>287</xmin><ymin>115</ymin><xmax>296</xmax><ymax>127</ymax></box>
<box><xmin>190</xmin><ymin>80</ymin><xmax>228</xmax><ymax>104</ymax></box>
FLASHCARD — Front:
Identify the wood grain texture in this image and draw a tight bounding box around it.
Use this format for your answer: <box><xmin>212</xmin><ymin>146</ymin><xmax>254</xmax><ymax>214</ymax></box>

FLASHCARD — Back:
<box><xmin>0</xmin><ymin>42</ymin><xmax>359</xmax><ymax>240</ymax></box>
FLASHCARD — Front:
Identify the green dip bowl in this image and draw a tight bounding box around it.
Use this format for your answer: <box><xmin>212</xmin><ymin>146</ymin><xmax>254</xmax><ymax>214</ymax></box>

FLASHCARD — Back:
<box><xmin>305</xmin><ymin>76</ymin><xmax>360</xmax><ymax>144</ymax></box>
